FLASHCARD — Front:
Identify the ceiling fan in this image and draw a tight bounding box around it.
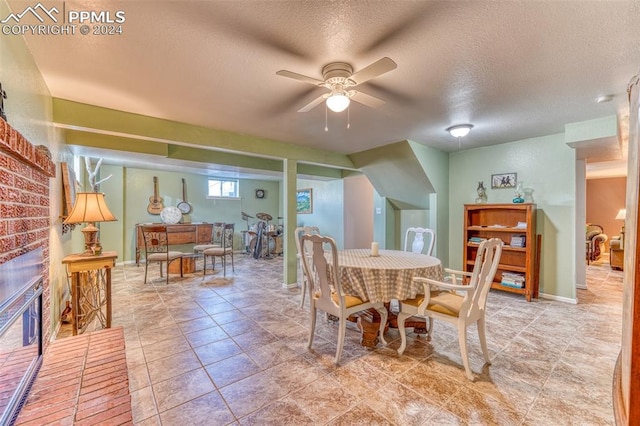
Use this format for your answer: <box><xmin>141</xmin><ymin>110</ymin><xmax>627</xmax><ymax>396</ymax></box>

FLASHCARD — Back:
<box><xmin>276</xmin><ymin>57</ymin><xmax>397</xmax><ymax>113</ymax></box>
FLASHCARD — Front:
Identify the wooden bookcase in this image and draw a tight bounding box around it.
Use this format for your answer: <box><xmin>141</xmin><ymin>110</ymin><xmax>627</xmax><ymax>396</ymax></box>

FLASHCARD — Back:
<box><xmin>463</xmin><ymin>203</ymin><xmax>539</xmax><ymax>301</ymax></box>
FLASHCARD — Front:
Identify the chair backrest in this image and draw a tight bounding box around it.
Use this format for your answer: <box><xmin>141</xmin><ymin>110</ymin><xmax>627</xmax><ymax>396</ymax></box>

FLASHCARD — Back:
<box><xmin>142</xmin><ymin>225</ymin><xmax>169</xmax><ymax>254</ymax></box>
<box><xmin>295</xmin><ymin>226</ymin><xmax>320</xmax><ymax>258</ymax></box>
<box><xmin>464</xmin><ymin>238</ymin><xmax>503</xmax><ymax>318</ymax></box>
<box><xmin>222</xmin><ymin>223</ymin><xmax>234</xmax><ymax>249</ymax></box>
<box><xmin>212</xmin><ymin>222</ymin><xmax>226</xmax><ymax>245</ymax></box>
<box><xmin>299</xmin><ymin>233</ymin><xmax>342</xmax><ymax>315</ymax></box>
<box><xmin>404</xmin><ymin>227</ymin><xmax>436</xmax><ymax>256</ymax></box>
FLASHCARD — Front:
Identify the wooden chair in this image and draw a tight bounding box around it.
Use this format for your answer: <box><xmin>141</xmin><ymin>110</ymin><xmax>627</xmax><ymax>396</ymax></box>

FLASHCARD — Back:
<box><xmin>294</xmin><ymin>225</ymin><xmax>320</xmax><ymax>307</ymax></box>
<box><xmin>300</xmin><ymin>233</ymin><xmax>387</xmax><ymax>365</ymax></box>
<box><xmin>141</xmin><ymin>224</ymin><xmax>184</xmax><ymax>284</ymax></box>
<box><xmin>397</xmin><ymin>238</ymin><xmax>503</xmax><ymax>380</ymax></box>
<box><xmin>203</xmin><ymin>223</ymin><xmax>235</xmax><ymax>277</ymax></box>
<box><xmin>404</xmin><ymin>227</ymin><xmax>436</xmax><ymax>256</ymax></box>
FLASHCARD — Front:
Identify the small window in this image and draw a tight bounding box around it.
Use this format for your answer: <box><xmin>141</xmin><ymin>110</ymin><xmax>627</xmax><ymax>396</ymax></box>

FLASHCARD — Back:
<box><xmin>207</xmin><ymin>178</ymin><xmax>239</xmax><ymax>198</ymax></box>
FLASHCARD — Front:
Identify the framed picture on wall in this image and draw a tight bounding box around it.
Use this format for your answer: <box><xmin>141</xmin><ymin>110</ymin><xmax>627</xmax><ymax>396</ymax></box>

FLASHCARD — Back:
<box><xmin>61</xmin><ymin>162</ymin><xmax>78</xmax><ymax>216</ymax></box>
<box><xmin>491</xmin><ymin>172</ymin><xmax>517</xmax><ymax>189</ymax></box>
<box><xmin>296</xmin><ymin>188</ymin><xmax>313</xmax><ymax>214</ymax></box>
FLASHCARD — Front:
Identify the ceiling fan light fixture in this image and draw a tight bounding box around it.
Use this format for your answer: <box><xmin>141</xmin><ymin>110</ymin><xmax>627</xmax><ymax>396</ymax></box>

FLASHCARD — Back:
<box><xmin>447</xmin><ymin>124</ymin><xmax>474</xmax><ymax>138</ymax></box>
<box><xmin>326</xmin><ymin>92</ymin><xmax>350</xmax><ymax>112</ymax></box>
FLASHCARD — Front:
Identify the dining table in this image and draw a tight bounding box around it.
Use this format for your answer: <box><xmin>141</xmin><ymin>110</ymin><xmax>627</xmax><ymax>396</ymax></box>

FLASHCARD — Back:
<box><xmin>328</xmin><ymin>248</ymin><xmax>443</xmax><ymax>347</ymax></box>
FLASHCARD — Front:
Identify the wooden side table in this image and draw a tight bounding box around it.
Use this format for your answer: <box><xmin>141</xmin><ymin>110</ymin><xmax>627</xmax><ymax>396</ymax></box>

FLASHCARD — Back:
<box><xmin>62</xmin><ymin>251</ymin><xmax>117</xmax><ymax>335</ymax></box>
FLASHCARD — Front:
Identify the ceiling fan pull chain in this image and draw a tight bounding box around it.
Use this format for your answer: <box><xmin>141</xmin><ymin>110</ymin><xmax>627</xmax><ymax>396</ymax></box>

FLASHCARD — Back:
<box><xmin>347</xmin><ymin>106</ymin><xmax>350</xmax><ymax>129</ymax></box>
<box><xmin>324</xmin><ymin>103</ymin><xmax>329</xmax><ymax>132</ymax></box>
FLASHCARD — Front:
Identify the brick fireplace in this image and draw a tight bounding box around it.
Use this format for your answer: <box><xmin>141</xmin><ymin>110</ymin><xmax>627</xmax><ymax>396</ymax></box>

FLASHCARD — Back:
<box><xmin>0</xmin><ymin>117</ymin><xmax>56</xmax><ymax>347</ymax></box>
<box><xmin>0</xmin><ymin>117</ymin><xmax>56</xmax><ymax>423</ymax></box>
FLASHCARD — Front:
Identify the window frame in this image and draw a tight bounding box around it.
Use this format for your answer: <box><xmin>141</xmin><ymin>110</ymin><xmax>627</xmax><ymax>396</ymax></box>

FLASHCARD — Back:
<box><xmin>207</xmin><ymin>177</ymin><xmax>240</xmax><ymax>199</ymax></box>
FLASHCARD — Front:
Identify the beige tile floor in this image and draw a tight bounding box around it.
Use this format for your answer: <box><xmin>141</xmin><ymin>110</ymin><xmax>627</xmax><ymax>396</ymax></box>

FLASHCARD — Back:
<box><xmin>59</xmin><ymin>253</ymin><xmax>622</xmax><ymax>425</ymax></box>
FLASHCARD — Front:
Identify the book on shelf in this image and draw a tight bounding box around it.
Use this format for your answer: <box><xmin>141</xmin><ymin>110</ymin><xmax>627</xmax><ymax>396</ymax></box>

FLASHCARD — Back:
<box><xmin>510</xmin><ymin>234</ymin><xmax>526</xmax><ymax>248</ymax></box>
<box><xmin>501</xmin><ymin>272</ymin><xmax>525</xmax><ymax>288</ymax></box>
<box><xmin>468</xmin><ymin>237</ymin><xmax>486</xmax><ymax>244</ymax></box>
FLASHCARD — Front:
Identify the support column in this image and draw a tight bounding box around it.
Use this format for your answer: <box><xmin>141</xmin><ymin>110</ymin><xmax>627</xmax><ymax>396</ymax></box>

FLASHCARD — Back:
<box><xmin>283</xmin><ymin>158</ymin><xmax>298</xmax><ymax>288</ymax></box>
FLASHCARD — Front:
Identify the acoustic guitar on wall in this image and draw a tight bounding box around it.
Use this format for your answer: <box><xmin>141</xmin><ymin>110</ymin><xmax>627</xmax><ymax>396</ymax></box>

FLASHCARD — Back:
<box><xmin>147</xmin><ymin>176</ymin><xmax>164</xmax><ymax>214</ymax></box>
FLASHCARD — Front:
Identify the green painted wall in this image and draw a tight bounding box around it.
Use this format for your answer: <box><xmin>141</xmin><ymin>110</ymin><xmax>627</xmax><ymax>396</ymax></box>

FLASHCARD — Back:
<box><xmin>296</xmin><ymin>178</ymin><xmax>345</xmax><ymax>249</ymax></box>
<box><xmin>0</xmin><ymin>0</ymin><xmax>69</xmax><ymax>340</ymax></box>
<box><xmin>409</xmin><ymin>141</ymin><xmax>450</xmax><ymax>264</ymax></box>
<box><xmin>449</xmin><ymin>133</ymin><xmax>576</xmax><ymax>300</ymax></box>
<box><xmin>94</xmin><ymin>165</ymin><xmax>281</xmax><ymax>262</ymax></box>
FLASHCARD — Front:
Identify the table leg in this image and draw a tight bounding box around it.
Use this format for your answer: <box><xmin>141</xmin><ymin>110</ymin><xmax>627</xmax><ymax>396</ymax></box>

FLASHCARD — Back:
<box><xmin>352</xmin><ymin>310</ymin><xmax>382</xmax><ymax>348</ymax></box>
<box><xmin>348</xmin><ymin>305</ymin><xmax>429</xmax><ymax>348</ymax></box>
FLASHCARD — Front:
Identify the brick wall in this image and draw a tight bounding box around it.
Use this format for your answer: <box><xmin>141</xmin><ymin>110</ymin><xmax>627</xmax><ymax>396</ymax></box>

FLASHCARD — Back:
<box><xmin>0</xmin><ymin>117</ymin><xmax>56</xmax><ymax>346</ymax></box>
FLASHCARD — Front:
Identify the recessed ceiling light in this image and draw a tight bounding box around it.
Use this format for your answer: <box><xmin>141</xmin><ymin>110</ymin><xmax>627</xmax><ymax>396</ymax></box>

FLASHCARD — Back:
<box><xmin>596</xmin><ymin>95</ymin><xmax>614</xmax><ymax>103</ymax></box>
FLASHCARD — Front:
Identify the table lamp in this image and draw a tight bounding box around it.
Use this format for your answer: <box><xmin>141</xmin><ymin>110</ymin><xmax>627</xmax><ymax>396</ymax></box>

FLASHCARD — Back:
<box><xmin>63</xmin><ymin>192</ymin><xmax>117</xmax><ymax>255</ymax></box>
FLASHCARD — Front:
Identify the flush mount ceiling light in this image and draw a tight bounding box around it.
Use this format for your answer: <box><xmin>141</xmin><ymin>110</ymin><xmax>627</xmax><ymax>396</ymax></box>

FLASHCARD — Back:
<box><xmin>596</xmin><ymin>94</ymin><xmax>614</xmax><ymax>103</ymax></box>
<box><xmin>446</xmin><ymin>124</ymin><xmax>474</xmax><ymax>138</ymax></box>
<box><xmin>325</xmin><ymin>90</ymin><xmax>351</xmax><ymax>112</ymax></box>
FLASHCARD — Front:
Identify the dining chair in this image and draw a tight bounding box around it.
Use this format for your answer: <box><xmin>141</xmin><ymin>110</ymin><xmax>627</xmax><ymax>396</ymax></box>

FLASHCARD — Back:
<box><xmin>203</xmin><ymin>223</ymin><xmax>235</xmax><ymax>277</ymax></box>
<box><xmin>141</xmin><ymin>224</ymin><xmax>184</xmax><ymax>284</ymax></box>
<box><xmin>300</xmin><ymin>233</ymin><xmax>388</xmax><ymax>365</ymax></box>
<box><xmin>294</xmin><ymin>225</ymin><xmax>320</xmax><ymax>307</ymax></box>
<box><xmin>193</xmin><ymin>222</ymin><xmax>225</xmax><ymax>253</ymax></box>
<box><xmin>194</xmin><ymin>222</ymin><xmax>225</xmax><ymax>268</ymax></box>
<box><xmin>404</xmin><ymin>227</ymin><xmax>436</xmax><ymax>256</ymax></box>
<box><xmin>397</xmin><ymin>238</ymin><xmax>503</xmax><ymax>380</ymax></box>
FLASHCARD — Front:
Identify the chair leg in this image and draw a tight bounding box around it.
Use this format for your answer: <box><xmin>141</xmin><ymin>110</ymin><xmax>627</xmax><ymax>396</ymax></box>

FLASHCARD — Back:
<box><xmin>478</xmin><ymin>317</ymin><xmax>491</xmax><ymax>364</ymax></box>
<box><xmin>203</xmin><ymin>255</ymin><xmax>208</xmax><ymax>276</ymax></box>
<box><xmin>426</xmin><ymin>317</ymin><xmax>434</xmax><ymax>340</ymax></box>
<box><xmin>397</xmin><ymin>311</ymin><xmax>410</xmax><ymax>355</ymax></box>
<box><xmin>159</xmin><ymin>263</ymin><xmax>163</xmax><ymax>278</ymax></box>
<box><xmin>335</xmin><ymin>316</ymin><xmax>347</xmax><ymax>365</ymax></box>
<box><xmin>374</xmin><ymin>306</ymin><xmax>388</xmax><ymax>346</ymax></box>
<box><xmin>308</xmin><ymin>304</ymin><xmax>316</xmax><ymax>349</ymax></box>
<box><xmin>458</xmin><ymin>325</ymin><xmax>474</xmax><ymax>381</ymax></box>
<box><xmin>180</xmin><ymin>257</ymin><xmax>183</xmax><ymax>278</ymax></box>
<box><xmin>222</xmin><ymin>256</ymin><xmax>226</xmax><ymax>277</ymax></box>
<box><xmin>144</xmin><ymin>262</ymin><xmax>149</xmax><ymax>284</ymax></box>
<box><xmin>299</xmin><ymin>271</ymin><xmax>306</xmax><ymax>308</ymax></box>
<box><xmin>230</xmin><ymin>252</ymin><xmax>234</xmax><ymax>272</ymax></box>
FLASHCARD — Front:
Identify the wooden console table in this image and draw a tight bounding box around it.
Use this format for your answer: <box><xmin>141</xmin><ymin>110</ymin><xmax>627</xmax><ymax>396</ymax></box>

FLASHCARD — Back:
<box><xmin>62</xmin><ymin>251</ymin><xmax>117</xmax><ymax>335</ymax></box>
<box><xmin>135</xmin><ymin>222</ymin><xmax>213</xmax><ymax>265</ymax></box>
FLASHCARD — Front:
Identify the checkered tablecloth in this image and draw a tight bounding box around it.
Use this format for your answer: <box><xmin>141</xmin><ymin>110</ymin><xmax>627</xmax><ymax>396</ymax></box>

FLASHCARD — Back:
<box><xmin>328</xmin><ymin>249</ymin><xmax>443</xmax><ymax>303</ymax></box>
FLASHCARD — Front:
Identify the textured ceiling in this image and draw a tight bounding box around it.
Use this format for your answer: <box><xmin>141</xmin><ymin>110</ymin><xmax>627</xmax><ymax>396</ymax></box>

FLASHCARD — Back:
<box><xmin>7</xmin><ymin>1</ymin><xmax>640</xmax><ymax>159</ymax></box>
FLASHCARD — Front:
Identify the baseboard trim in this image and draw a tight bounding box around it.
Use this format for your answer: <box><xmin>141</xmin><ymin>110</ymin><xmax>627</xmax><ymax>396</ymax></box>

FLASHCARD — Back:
<box><xmin>283</xmin><ymin>282</ymin><xmax>298</xmax><ymax>290</ymax></box>
<box><xmin>539</xmin><ymin>292</ymin><xmax>577</xmax><ymax>304</ymax></box>
<box><xmin>576</xmin><ymin>283</ymin><xmax>588</xmax><ymax>290</ymax></box>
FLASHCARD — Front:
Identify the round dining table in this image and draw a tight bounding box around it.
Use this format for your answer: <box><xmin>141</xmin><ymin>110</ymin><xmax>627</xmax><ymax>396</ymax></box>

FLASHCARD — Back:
<box><xmin>327</xmin><ymin>249</ymin><xmax>443</xmax><ymax>347</ymax></box>
<box><xmin>334</xmin><ymin>249</ymin><xmax>443</xmax><ymax>303</ymax></box>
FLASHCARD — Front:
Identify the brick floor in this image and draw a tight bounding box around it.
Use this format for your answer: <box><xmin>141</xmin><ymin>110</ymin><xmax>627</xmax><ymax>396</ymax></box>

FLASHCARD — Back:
<box><xmin>14</xmin><ymin>327</ymin><xmax>132</xmax><ymax>426</ymax></box>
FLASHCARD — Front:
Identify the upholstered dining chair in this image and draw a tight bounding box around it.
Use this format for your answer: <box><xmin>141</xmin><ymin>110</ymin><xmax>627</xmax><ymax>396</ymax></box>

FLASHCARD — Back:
<box><xmin>294</xmin><ymin>225</ymin><xmax>320</xmax><ymax>307</ymax></box>
<box><xmin>397</xmin><ymin>238</ymin><xmax>503</xmax><ymax>381</ymax></box>
<box><xmin>300</xmin><ymin>233</ymin><xmax>388</xmax><ymax>365</ymax></box>
<box><xmin>203</xmin><ymin>223</ymin><xmax>235</xmax><ymax>277</ymax></box>
<box><xmin>193</xmin><ymin>222</ymin><xmax>225</xmax><ymax>253</ymax></box>
<box><xmin>404</xmin><ymin>227</ymin><xmax>436</xmax><ymax>256</ymax></box>
<box><xmin>141</xmin><ymin>224</ymin><xmax>184</xmax><ymax>284</ymax></box>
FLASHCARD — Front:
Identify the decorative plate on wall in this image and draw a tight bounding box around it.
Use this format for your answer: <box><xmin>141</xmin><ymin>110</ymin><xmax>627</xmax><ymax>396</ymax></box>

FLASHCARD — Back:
<box><xmin>160</xmin><ymin>206</ymin><xmax>182</xmax><ymax>224</ymax></box>
<box><xmin>255</xmin><ymin>189</ymin><xmax>266</xmax><ymax>199</ymax></box>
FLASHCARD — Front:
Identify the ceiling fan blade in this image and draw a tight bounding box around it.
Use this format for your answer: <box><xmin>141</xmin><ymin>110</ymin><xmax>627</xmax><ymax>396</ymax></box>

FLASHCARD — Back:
<box><xmin>298</xmin><ymin>94</ymin><xmax>328</xmax><ymax>112</ymax></box>
<box><xmin>276</xmin><ymin>70</ymin><xmax>325</xmax><ymax>86</ymax></box>
<box><xmin>350</xmin><ymin>57</ymin><xmax>397</xmax><ymax>85</ymax></box>
<box><xmin>350</xmin><ymin>91</ymin><xmax>386</xmax><ymax>108</ymax></box>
